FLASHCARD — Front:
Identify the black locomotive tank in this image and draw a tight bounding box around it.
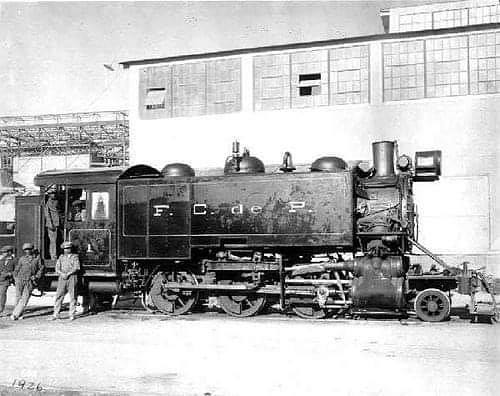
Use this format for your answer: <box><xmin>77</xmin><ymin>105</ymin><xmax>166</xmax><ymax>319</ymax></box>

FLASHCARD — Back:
<box><xmin>118</xmin><ymin>171</ymin><xmax>355</xmax><ymax>259</ymax></box>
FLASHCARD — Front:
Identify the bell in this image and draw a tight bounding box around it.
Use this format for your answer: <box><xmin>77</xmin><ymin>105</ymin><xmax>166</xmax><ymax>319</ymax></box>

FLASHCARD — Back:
<box><xmin>280</xmin><ymin>152</ymin><xmax>296</xmax><ymax>172</ymax></box>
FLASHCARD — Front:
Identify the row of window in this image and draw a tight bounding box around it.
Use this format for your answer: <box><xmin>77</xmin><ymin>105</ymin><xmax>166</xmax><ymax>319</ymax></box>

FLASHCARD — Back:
<box><xmin>139</xmin><ymin>30</ymin><xmax>500</xmax><ymax>118</ymax></box>
<box><xmin>140</xmin><ymin>58</ymin><xmax>241</xmax><ymax>119</ymax></box>
<box><xmin>253</xmin><ymin>45</ymin><xmax>370</xmax><ymax>111</ymax></box>
<box><xmin>395</xmin><ymin>3</ymin><xmax>500</xmax><ymax>32</ymax></box>
<box><xmin>383</xmin><ymin>31</ymin><xmax>500</xmax><ymax>101</ymax></box>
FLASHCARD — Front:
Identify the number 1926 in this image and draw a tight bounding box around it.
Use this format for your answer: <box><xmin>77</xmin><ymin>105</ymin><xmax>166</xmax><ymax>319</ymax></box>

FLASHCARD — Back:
<box><xmin>12</xmin><ymin>379</ymin><xmax>43</xmax><ymax>392</ymax></box>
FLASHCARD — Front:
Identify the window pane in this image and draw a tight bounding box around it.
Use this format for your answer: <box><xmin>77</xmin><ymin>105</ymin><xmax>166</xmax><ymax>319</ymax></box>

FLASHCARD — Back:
<box><xmin>207</xmin><ymin>58</ymin><xmax>241</xmax><ymax>114</ymax></box>
<box><xmin>426</xmin><ymin>36</ymin><xmax>469</xmax><ymax>98</ymax></box>
<box><xmin>469</xmin><ymin>32</ymin><xmax>500</xmax><ymax>95</ymax></box>
<box><xmin>68</xmin><ymin>188</ymin><xmax>87</xmax><ymax>222</ymax></box>
<box><xmin>91</xmin><ymin>192</ymin><xmax>110</xmax><ymax>221</ymax></box>
<box><xmin>290</xmin><ymin>50</ymin><xmax>329</xmax><ymax>109</ymax></box>
<box><xmin>329</xmin><ymin>45</ymin><xmax>370</xmax><ymax>105</ymax></box>
<box><xmin>253</xmin><ymin>53</ymin><xmax>291</xmax><ymax>111</ymax></box>
<box><xmin>383</xmin><ymin>40</ymin><xmax>425</xmax><ymax>101</ymax></box>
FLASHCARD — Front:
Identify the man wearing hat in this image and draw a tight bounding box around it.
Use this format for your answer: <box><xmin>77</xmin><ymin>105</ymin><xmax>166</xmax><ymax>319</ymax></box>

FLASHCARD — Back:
<box><xmin>11</xmin><ymin>243</ymin><xmax>43</xmax><ymax>320</ymax></box>
<box><xmin>44</xmin><ymin>190</ymin><xmax>61</xmax><ymax>260</ymax></box>
<box><xmin>70</xmin><ymin>200</ymin><xmax>86</xmax><ymax>222</ymax></box>
<box><xmin>51</xmin><ymin>241</ymin><xmax>80</xmax><ymax>321</ymax></box>
<box><xmin>0</xmin><ymin>245</ymin><xmax>16</xmax><ymax>316</ymax></box>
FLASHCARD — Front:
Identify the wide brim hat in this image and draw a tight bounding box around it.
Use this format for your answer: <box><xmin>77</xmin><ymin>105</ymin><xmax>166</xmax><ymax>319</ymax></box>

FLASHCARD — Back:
<box><xmin>0</xmin><ymin>245</ymin><xmax>13</xmax><ymax>253</ymax></box>
<box><xmin>61</xmin><ymin>241</ymin><xmax>73</xmax><ymax>249</ymax></box>
<box><xmin>22</xmin><ymin>243</ymin><xmax>34</xmax><ymax>250</ymax></box>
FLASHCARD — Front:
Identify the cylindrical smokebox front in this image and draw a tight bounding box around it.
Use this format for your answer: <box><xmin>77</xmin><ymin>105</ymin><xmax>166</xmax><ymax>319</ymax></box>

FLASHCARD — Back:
<box><xmin>373</xmin><ymin>141</ymin><xmax>395</xmax><ymax>177</ymax></box>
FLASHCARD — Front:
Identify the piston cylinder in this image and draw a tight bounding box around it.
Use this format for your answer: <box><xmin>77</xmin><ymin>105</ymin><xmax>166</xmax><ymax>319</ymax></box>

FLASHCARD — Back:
<box><xmin>351</xmin><ymin>277</ymin><xmax>406</xmax><ymax>309</ymax></box>
<box><xmin>373</xmin><ymin>141</ymin><xmax>395</xmax><ymax>177</ymax></box>
<box><xmin>88</xmin><ymin>281</ymin><xmax>120</xmax><ymax>294</ymax></box>
<box><xmin>323</xmin><ymin>255</ymin><xmax>407</xmax><ymax>278</ymax></box>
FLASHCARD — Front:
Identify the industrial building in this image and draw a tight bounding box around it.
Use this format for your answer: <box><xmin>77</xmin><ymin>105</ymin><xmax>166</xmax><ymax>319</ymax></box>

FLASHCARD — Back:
<box><xmin>120</xmin><ymin>0</ymin><xmax>499</xmax><ymax>275</ymax></box>
<box><xmin>0</xmin><ymin>110</ymin><xmax>129</xmax><ymax>191</ymax></box>
<box><xmin>0</xmin><ymin>110</ymin><xmax>128</xmax><ymax>237</ymax></box>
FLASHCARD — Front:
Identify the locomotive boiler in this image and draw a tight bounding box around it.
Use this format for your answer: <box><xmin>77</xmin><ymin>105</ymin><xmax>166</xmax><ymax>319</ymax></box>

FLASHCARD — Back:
<box><xmin>19</xmin><ymin>139</ymin><xmax>467</xmax><ymax>322</ymax></box>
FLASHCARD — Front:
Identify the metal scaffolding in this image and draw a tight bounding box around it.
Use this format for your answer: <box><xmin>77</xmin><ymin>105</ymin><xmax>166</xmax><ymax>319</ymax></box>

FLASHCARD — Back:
<box><xmin>0</xmin><ymin>110</ymin><xmax>129</xmax><ymax>168</ymax></box>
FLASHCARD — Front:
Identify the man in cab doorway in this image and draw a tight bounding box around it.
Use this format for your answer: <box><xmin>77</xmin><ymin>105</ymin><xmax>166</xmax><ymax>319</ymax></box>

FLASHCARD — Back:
<box><xmin>45</xmin><ymin>189</ymin><xmax>61</xmax><ymax>260</ymax></box>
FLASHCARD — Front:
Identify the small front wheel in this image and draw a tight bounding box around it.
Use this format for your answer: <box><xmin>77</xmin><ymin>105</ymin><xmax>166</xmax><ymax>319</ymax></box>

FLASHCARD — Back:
<box><xmin>414</xmin><ymin>288</ymin><xmax>451</xmax><ymax>322</ymax></box>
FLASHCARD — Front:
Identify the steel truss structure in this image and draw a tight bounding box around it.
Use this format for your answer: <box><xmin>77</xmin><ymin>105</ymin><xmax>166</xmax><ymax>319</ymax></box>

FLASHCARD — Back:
<box><xmin>0</xmin><ymin>111</ymin><xmax>129</xmax><ymax>168</ymax></box>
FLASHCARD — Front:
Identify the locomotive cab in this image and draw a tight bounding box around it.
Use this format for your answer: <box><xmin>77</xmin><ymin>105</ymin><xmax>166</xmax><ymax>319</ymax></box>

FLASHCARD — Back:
<box><xmin>31</xmin><ymin>167</ymin><xmax>123</xmax><ymax>292</ymax></box>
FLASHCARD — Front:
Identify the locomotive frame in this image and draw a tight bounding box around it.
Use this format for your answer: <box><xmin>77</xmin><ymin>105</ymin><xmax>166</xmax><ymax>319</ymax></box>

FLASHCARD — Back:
<box><xmin>14</xmin><ymin>140</ymin><xmax>489</xmax><ymax>322</ymax></box>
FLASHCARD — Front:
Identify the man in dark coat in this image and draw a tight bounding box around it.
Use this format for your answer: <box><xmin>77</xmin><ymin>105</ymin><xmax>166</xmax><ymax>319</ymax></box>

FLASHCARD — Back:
<box><xmin>0</xmin><ymin>245</ymin><xmax>16</xmax><ymax>316</ymax></box>
<box><xmin>10</xmin><ymin>243</ymin><xmax>44</xmax><ymax>320</ymax></box>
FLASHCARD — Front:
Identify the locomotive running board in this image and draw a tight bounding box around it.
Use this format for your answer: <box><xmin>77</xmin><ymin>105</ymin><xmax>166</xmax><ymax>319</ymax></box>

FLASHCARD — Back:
<box><xmin>162</xmin><ymin>283</ymin><xmax>346</xmax><ymax>294</ymax></box>
<box><xmin>163</xmin><ymin>282</ymin><xmax>258</xmax><ymax>291</ymax></box>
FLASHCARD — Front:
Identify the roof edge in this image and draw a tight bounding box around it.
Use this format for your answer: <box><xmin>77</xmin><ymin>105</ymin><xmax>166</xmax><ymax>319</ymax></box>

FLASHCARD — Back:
<box><xmin>120</xmin><ymin>22</ymin><xmax>500</xmax><ymax>68</ymax></box>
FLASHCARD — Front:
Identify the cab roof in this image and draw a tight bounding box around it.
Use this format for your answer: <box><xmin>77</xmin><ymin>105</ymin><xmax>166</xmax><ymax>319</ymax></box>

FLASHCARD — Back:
<box><xmin>34</xmin><ymin>167</ymin><xmax>125</xmax><ymax>187</ymax></box>
<box><xmin>34</xmin><ymin>165</ymin><xmax>162</xmax><ymax>187</ymax></box>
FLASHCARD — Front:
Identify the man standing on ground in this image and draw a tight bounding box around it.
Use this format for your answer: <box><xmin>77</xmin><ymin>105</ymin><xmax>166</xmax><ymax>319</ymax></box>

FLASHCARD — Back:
<box><xmin>11</xmin><ymin>243</ymin><xmax>43</xmax><ymax>320</ymax></box>
<box><xmin>0</xmin><ymin>245</ymin><xmax>16</xmax><ymax>316</ymax></box>
<box><xmin>51</xmin><ymin>241</ymin><xmax>80</xmax><ymax>321</ymax></box>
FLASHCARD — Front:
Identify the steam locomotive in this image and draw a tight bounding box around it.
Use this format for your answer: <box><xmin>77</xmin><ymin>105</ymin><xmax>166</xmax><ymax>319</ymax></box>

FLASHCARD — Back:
<box><xmin>16</xmin><ymin>140</ymin><xmax>465</xmax><ymax>322</ymax></box>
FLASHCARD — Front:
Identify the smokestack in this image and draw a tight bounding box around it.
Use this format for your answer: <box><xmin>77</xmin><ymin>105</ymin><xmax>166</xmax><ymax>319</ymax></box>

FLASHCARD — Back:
<box><xmin>372</xmin><ymin>141</ymin><xmax>395</xmax><ymax>178</ymax></box>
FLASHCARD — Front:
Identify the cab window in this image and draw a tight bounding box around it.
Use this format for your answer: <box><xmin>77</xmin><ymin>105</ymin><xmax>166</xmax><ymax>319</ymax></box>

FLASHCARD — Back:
<box><xmin>0</xmin><ymin>222</ymin><xmax>15</xmax><ymax>235</ymax></box>
<box><xmin>67</xmin><ymin>188</ymin><xmax>87</xmax><ymax>222</ymax></box>
<box><xmin>91</xmin><ymin>192</ymin><xmax>109</xmax><ymax>220</ymax></box>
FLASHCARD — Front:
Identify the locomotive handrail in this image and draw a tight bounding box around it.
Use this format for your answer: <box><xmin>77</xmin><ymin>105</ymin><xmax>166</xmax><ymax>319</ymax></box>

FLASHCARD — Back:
<box><xmin>407</xmin><ymin>237</ymin><xmax>454</xmax><ymax>271</ymax></box>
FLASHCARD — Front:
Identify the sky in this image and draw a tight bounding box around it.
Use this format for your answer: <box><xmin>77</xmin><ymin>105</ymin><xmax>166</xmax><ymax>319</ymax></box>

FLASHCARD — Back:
<box><xmin>0</xmin><ymin>0</ymin><xmax>452</xmax><ymax>117</ymax></box>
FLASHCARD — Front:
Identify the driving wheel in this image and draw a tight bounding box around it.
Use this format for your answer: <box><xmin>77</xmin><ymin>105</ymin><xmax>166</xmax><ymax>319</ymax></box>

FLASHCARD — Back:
<box><xmin>218</xmin><ymin>294</ymin><xmax>266</xmax><ymax>317</ymax></box>
<box><xmin>150</xmin><ymin>271</ymin><xmax>199</xmax><ymax>315</ymax></box>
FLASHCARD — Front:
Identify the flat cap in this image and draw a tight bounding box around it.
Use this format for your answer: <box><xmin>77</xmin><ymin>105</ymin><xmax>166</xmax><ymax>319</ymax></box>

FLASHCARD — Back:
<box><xmin>22</xmin><ymin>243</ymin><xmax>34</xmax><ymax>250</ymax></box>
<box><xmin>0</xmin><ymin>245</ymin><xmax>13</xmax><ymax>252</ymax></box>
<box><xmin>61</xmin><ymin>241</ymin><xmax>73</xmax><ymax>249</ymax></box>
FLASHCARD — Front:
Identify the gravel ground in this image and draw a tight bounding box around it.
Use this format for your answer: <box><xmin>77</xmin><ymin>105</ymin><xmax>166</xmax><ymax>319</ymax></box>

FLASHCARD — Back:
<box><xmin>0</xmin><ymin>290</ymin><xmax>498</xmax><ymax>396</ymax></box>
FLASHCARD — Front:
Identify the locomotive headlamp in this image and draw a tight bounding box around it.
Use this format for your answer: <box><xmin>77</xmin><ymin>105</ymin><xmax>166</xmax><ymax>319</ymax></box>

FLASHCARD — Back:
<box><xmin>396</xmin><ymin>155</ymin><xmax>412</xmax><ymax>171</ymax></box>
<box><xmin>414</xmin><ymin>150</ymin><xmax>441</xmax><ymax>181</ymax></box>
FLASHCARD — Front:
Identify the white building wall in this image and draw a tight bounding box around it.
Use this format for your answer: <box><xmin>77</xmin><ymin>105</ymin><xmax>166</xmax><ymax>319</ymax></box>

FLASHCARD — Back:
<box><xmin>127</xmin><ymin>31</ymin><xmax>500</xmax><ymax>275</ymax></box>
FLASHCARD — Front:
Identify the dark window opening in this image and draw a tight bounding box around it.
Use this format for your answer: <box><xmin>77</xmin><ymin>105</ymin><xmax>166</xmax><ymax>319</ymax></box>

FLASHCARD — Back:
<box><xmin>300</xmin><ymin>86</ymin><xmax>312</xmax><ymax>96</ymax></box>
<box><xmin>146</xmin><ymin>104</ymin><xmax>164</xmax><ymax>110</ymax></box>
<box><xmin>299</xmin><ymin>85</ymin><xmax>321</xmax><ymax>96</ymax></box>
<box><xmin>68</xmin><ymin>189</ymin><xmax>87</xmax><ymax>222</ymax></box>
<box><xmin>299</xmin><ymin>73</ymin><xmax>321</xmax><ymax>82</ymax></box>
<box><xmin>0</xmin><ymin>221</ymin><xmax>15</xmax><ymax>235</ymax></box>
